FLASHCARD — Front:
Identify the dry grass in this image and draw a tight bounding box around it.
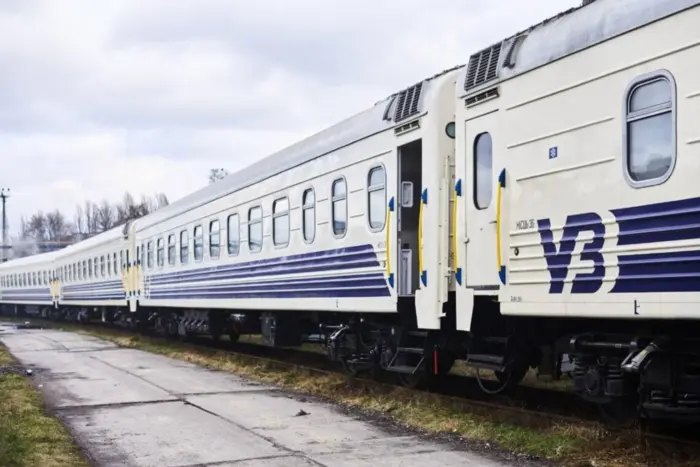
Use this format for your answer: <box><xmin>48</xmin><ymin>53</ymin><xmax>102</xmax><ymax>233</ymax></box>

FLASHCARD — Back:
<box><xmin>0</xmin><ymin>344</ymin><xmax>88</xmax><ymax>467</ymax></box>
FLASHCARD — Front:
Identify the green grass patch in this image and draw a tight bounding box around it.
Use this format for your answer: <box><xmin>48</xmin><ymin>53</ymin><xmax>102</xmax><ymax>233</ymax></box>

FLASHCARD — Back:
<box><xmin>0</xmin><ymin>344</ymin><xmax>88</xmax><ymax>467</ymax></box>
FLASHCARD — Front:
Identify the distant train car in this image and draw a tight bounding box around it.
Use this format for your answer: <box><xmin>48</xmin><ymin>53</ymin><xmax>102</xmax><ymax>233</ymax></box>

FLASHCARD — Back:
<box><xmin>52</xmin><ymin>224</ymin><xmax>132</xmax><ymax>322</ymax></box>
<box><xmin>0</xmin><ymin>250</ymin><xmax>60</xmax><ymax>316</ymax></box>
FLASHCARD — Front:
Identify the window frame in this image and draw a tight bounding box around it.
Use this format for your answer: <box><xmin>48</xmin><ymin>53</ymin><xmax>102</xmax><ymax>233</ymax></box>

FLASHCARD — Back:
<box><xmin>157</xmin><ymin>237</ymin><xmax>165</xmax><ymax>268</ymax></box>
<box><xmin>367</xmin><ymin>165</ymin><xmax>387</xmax><ymax>232</ymax></box>
<box><xmin>167</xmin><ymin>234</ymin><xmax>176</xmax><ymax>265</ymax></box>
<box><xmin>248</xmin><ymin>205</ymin><xmax>263</xmax><ymax>253</ymax></box>
<box><xmin>147</xmin><ymin>241</ymin><xmax>154</xmax><ymax>269</ymax></box>
<box><xmin>331</xmin><ymin>177</ymin><xmax>348</xmax><ymax>238</ymax></box>
<box><xmin>473</xmin><ymin>131</ymin><xmax>493</xmax><ymax>210</ymax></box>
<box><xmin>272</xmin><ymin>196</ymin><xmax>290</xmax><ymax>248</ymax></box>
<box><xmin>209</xmin><ymin>219</ymin><xmax>221</xmax><ymax>259</ymax></box>
<box><xmin>227</xmin><ymin>213</ymin><xmax>240</xmax><ymax>256</ymax></box>
<box><xmin>180</xmin><ymin>229</ymin><xmax>189</xmax><ymax>264</ymax></box>
<box><xmin>302</xmin><ymin>187</ymin><xmax>316</xmax><ymax>244</ymax></box>
<box><xmin>193</xmin><ymin>224</ymin><xmax>204</xmax><ymax>262</ymax></box>
<box><xmin>622</xmin><ymin>69</ymin><xmax>677</xmax><ymax>189</ymax></box>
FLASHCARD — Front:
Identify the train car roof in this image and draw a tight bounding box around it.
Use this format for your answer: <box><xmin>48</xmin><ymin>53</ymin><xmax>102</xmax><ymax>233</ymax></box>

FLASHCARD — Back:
<box><xmin>0</xmin><ymin>249</ymin><xmax>60</xmax><ymax>270</ymax></box>
<box><xmin>132</xmin><ymin>66</ymin><xmax>463</xmax><ymax>230</ymax></box>
<box><xmin>54</xmin><ymin>225</ymin><xmax>125</xmax><ymax>259</ymax></box>
<box><xmin>461</xmin><ymin>0</ymin><xmax>699</xmax><ymax>93</ymax></box>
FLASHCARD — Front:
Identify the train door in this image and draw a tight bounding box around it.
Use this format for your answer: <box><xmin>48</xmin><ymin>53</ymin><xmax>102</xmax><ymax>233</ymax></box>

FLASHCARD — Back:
<box><xmin>465</xmin><ymin>112</ymin><xmax>500</xmax><ymax>290</ymax></box>
<box><xmin>396</xmin><ymin>139</ymin><xmax>422</xmax><ymax>309</ymax></box>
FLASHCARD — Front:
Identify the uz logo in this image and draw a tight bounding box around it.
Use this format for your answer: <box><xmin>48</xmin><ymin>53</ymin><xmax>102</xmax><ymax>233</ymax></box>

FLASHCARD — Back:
<box><xmin>537</xmin><ymin>213</ymin><xmax>605</xmax><ymax>294</ymax></box>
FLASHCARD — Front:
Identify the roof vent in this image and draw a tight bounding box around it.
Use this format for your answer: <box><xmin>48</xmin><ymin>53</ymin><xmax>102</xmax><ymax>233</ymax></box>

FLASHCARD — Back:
<box><xmin>464</xmin><ymin>42</ymin><xmax>502</xmax><ymax>91</ymax></box>
<box><xmin>393</xmin><ymin>82</ymin><xmax>423</xmax><ymax>122</ymax></box>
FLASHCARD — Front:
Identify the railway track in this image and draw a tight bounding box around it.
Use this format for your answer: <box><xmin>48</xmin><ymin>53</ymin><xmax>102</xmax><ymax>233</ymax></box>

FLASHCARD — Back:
<box><xmin>4</xmin><ymin>314</ymin><xmax>699</xmax><ymax>462</ymax></box>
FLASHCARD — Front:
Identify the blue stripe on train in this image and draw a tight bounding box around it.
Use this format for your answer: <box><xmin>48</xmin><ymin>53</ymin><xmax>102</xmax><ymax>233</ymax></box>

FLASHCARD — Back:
<box><xmin>611</xmin><ymin>250</ymin><xmax>700</xmax><ymax>293</ymax></box>
<box><xmin>147</xmin><ymin>244</ymin><xmax>378</xmax><ymax>285</ymax></box>
<box><xmin>147</xmin><ymin>288</ymin><xmax>390</xmax><ymax>300</ymax></box>
<box><xmin>611</xmin><ymin>197</ymin><xmax>700</xmax><ymax>246</ymax></box>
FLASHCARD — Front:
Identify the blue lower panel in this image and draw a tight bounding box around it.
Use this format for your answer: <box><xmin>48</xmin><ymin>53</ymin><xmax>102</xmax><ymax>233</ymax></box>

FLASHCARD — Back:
<box><xmin>611</xmin><ymin>250</ymin><xmax>700</xmax><ymax>293</ymax></box>
<box><xmin>148</xmin><ymin>287</ymin><xmax>390</xmax><ymax>300</ymax></box>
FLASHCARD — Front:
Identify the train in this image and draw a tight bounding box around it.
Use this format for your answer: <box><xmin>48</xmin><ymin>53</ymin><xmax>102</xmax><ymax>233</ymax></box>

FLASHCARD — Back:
<box><xmin>2</xmin><ymin>0</ymin><xmax>699</xmax><ymax>424</ymax></box>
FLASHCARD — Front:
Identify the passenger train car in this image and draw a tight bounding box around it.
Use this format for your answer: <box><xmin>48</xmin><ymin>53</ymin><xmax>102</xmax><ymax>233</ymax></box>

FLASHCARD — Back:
<box><xmin>1</xmin><ymin>0</ymin><xmax>699</xmax><ymax>423</ymax></box>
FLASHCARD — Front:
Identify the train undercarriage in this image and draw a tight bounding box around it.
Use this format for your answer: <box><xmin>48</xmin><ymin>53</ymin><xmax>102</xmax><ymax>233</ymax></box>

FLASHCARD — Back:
<box><xmin>3</xmin><ymin>300</ymin><xmax>700</xmax><ymax>425</ymax></box>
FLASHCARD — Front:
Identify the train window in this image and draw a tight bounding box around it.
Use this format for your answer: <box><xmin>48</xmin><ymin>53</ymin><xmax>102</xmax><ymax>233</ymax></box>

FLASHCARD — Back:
<box><xmin>147</xmin><ymin>241</ymin><xmax>154</xmax><ymax>269</ymax></box>
<box><xmin>194</xmin><ymin>225</ymin><xmax>204</xmax><ymax>261</ymax></box>
<box><xmin>168</xmin><ymin>234</ymin><xmax>176</xmax><ymax>265</ymax></box>
<box><xmin>474</xmin><ymin>132</ymin><xmax>493</xmax><ymax>210</ymax></box>
<box><xmin>113</xmin><ymin>252</ymin><xmax>118</xmax><ymax>274</ymax></box>
<box><xmin>44</xmin><ymin>270</ymin><xmax>48</xmax><ymax>284</ymax></box>
<box><xmin>332</xmin><ymin>178</ymin><xmax>347</xmax><ymax>237</ymax></box>
<box><xmin>367</xmin><ymin>166</ymin><xmax>386</xmax><ymax>231</ymax></box>
<box><xmin>624</xmin><ymin>71</ymin><xmax>676</xmax><ymax>187</ymax></box>
<box><xmin>88</xmin><ymin>259</ymin><xmax>93</xmax><ymax>279</ymax></box>
<box><xmin>136</xmin><ymin>246</ymin><xmax>140</xmax><ymax>266</ymax></box>
<box><xmin>82</xmin><ymin>261</ymin><xmax>86</xmax><ymax>280</ymax></box>
<box><xmin>302</xmin><ymin>189</ymin><xmax>315</xmax><ymax>243</ymax></box>
<box><xmin>141</xmin><ymin>243</ymin><xmax>145</xmax><ymax>267</ymax></box>
<box><xmin>273</xmin><ymin>198</ymin><xmax>290</xmax><ymax>247</ymax></box>
<box><xmin>157</xmin><ymin>238</ymin><xmax>165</xmax><ymax>267</ymax></box>
<box><xmin>107</xmin><ymin>256</ymin><xmax>112</xmax><ymax>276</ymax></box>
<box><xmin>227</xmin><ymin>214</ymin><xmax>240</xmax><ymax>256</ymax></box>
<box><xmin>180</xmin><ymin>230</ymin><xmax>189</xmax><ymax>264</ymax></box>
<box><xmin>120</xmin><ymin>251</ymin><xmax>124</xmax><ymax>270</ymax></box>
<box><xmin>209</xmin><ymin>220</ymin><xmax>220</xmax><ymax>259</ymax></box>
<box><xmin>248</xmin><ymin>206</ymin><xmax>263</xmax><ymax>253</ymax></box>
<box><xmin>95</xmin><ymin>257</ymin><xmax>99</xmax><ymax>277</ymax></box>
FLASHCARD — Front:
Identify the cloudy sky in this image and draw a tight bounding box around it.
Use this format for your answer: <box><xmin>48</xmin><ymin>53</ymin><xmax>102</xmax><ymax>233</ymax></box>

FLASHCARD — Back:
<box><xmin>0</xmin><ymin>0</ymin><xmax>580</xmax><ymax>235</ymax></box>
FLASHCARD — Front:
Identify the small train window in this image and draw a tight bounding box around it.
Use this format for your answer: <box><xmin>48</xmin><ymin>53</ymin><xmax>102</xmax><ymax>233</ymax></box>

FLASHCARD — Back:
<box><xmin>474</xmin><ymin>132</ymin><xmax>493</xmax><ymax>210</ymax></box>
<box><xmin>228</xmin><ymin>214</ymin><xmax>240</xmax><ymax>256</ymax></box>
<box><xmin>88</xmin><ymin>259</ymin><xmax>93</xmax><ymax>279</ymax></box>
<box><xmin>180</xmin><ymin>230</ymin><xmax>189</xmax><ymax>264</ymax></box>
<box><xmin>302</xmin><ymin>189</ymin><xmax>315</xmax><ymax>243</ymax></box>
<box><xmin>273</xmin><ymin>198</ymin><xmax>290</xmax><ymax>247</ymax></box>
<box><xmin>209</xmin><ymin>220</ymin><xmax>220</xmax><ymax>259</ymax></box>
<box><xmin>332</xmin><ymin>178</ymin><xmax>347</xmax><ymax>237</ymax></box>
<box><xmin>624</xmin><ymin>71</ymin><xmax>676</xmax><ymax>187</ymax></box>
<box><xmin>194</xmin><ymin>225</ymin><xmax>204</xmax><ymax>261</ymax></box>
<box><xmin>368</xmin><ymin>166</ymin><xmax>386</xmax><ymax>231</ymax></box>
<box><xmin>157</xmin><ymin>238</ymin><xmax>165</xmax><ymax>267</ymax></box>
<box><xmin>249</xmin><ymin>206</ymin><xmax>263</xmax><ymax>253</ymax></box>
<box><xmin>147</xmin><ymin>241</ymin><xmax>154</xmax><ymax>269</ymax></box>
<box><xmin>168</xmin><ymin>235</ymin><xmax>176</xmax><ymax>265</ymax></box>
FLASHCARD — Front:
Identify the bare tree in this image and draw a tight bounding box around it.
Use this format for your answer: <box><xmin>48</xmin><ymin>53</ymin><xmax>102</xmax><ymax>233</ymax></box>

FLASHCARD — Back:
<box><xmin>74</xmin><ymin>204</ymin><xmax>86</xmax><ymax>236</ymax></box>
<box><xmin>208</xmin><ymin>168</ymin><xmax>228</xmax><ymax>184</ymax></box>
<box><xmin>27</xmin><ymin>212</ymin><xmax>47</xmax><ymax>240</ymax></box>
<box><xmin>46</xmin><ymin>210</ymin><xmax>69</xmax><ymax>241</ymax></box>
<box><xmin>97</xmin><ymin>200</ymin><xmax>114</xmax><ymax>232</ymax></box>
<box><xmin>155</xmin><ymin>192</ymin><xmax>169</xmax><ymax>208</ymax></box>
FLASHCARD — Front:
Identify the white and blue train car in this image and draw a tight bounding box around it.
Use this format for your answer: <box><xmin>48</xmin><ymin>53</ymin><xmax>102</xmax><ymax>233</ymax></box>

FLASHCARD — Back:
<box><xmin>453</xmin><ymin>0</ymin><xmax>700</xmax><ymax>420</ymax></box>
<box><xmin>0</xmin><ymin>250</ymin><xmax>59</xmax><ymax>316</ymax></box>
<box><xmin>52</xmin><ymin>225</ymin><xmax>131</xmax><ymax>319</ymax></box>
<box><xmin>126</xmin><ymin>67</ymin><xmax>460</xmax><ymax>360</ymax></box>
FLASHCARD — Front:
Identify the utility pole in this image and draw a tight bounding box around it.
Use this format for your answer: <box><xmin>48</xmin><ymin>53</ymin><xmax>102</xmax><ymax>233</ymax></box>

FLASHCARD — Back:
<box><xmin>1</xmin><ymin>188</ymin><xmax>9</xmax><ymax>262</ymax></box>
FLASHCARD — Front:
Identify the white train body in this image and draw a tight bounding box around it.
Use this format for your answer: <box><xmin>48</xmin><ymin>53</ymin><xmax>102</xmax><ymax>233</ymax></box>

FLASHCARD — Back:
<box><xmin>1</xmin><ymin>0</ymin><xmax>699</xmax><ymax>423</ymax></box>
<box><xmin>0</xmin><ymin>250</ymin><xmax>59</xmax><ymax>308</ymax></box>
<box><xmin>128</xmin><ymin>67</ymin><xmax>459</xmax><ymax>330</ymax></box>
<box><xmin>455</xmin><ymin>0</ymin><xmax>700</xmax><ymax>327</ymax></box>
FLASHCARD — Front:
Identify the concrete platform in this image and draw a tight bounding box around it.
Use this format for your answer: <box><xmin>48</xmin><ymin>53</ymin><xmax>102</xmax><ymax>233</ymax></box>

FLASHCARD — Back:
<box><xmin>0</xmin><ymin>325</ymin><xmax>518</xmax><ymax>467</ymax></box>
